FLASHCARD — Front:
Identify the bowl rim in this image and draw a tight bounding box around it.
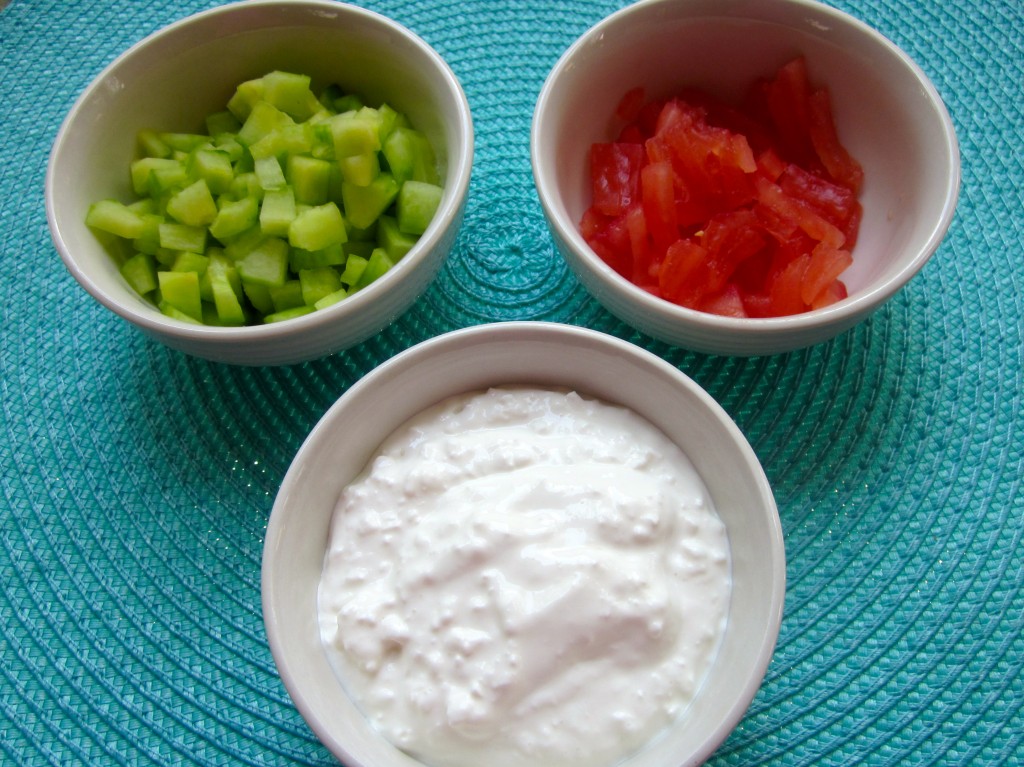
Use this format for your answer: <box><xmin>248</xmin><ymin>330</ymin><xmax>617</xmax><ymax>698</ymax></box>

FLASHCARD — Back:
<box><xmin>262</xmin><ymin>320</ymin><xmax>786</xmax><ymax>766</ymax></box>
<box><xmin>45</xmin><ymin>0</ymin><xmax>474</xmax><ymax>344</ymax></box>
<box><xmin>530</xmin><ymin>0</ymin><xmax>961</xmax><ymax>336</ymax></box>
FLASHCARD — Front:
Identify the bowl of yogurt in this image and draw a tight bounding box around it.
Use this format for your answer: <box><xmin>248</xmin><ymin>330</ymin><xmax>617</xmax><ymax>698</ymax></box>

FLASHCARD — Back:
<box><xmin>262</xmin><ymin>321</ymin><xmax>785</xmax><ymax>767</ymax></box>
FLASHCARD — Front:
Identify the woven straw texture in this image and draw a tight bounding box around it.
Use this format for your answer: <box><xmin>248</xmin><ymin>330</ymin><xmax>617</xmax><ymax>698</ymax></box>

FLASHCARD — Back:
<box><xmin>2</xmin><ymin>0</ymin><xmax>1022</xmax><ymax>764</ymax></box>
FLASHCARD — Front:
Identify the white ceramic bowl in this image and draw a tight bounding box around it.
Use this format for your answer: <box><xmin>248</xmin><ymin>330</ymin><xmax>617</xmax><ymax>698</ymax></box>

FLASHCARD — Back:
<box><xmin>531</xmin><ymin>0</ymin><xmax>960</xmax><ymax>356</ymax></box>
<box><xmin>46</xmin><ymin>0</ymin><xmax>473</xmax><ymax>366</ymax></box>
<box><xmin>263</xmin><ymin>321</ymin><xmax>785</xmax><ymax>767</ymax></box>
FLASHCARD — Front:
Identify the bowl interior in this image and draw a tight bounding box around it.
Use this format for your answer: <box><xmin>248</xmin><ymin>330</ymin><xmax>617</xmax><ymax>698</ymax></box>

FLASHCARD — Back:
<box><xmin>48</xmin><ymin>0</ymin><xmax>471</xmax><ymax>352</ymax></box>
<box><xmin>534</xmin><ymin>0</ymin><xmax>959</xmax><ymax>303</ymax></box>
<box><xmin>263</xmin><ymin>322</ymin><xmax>785</xmax><ymax>767</ymax></box>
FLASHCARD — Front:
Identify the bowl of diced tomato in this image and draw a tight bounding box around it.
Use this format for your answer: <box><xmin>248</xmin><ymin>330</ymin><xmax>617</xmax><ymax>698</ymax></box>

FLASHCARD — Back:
<box><xmin>531</xmin><ymin>0</ymin><xmax>960</xmax><ymax>356</ymax></box>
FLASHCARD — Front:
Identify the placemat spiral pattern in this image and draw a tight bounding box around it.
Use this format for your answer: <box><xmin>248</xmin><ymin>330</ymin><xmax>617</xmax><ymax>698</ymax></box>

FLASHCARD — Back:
<box><xmin>1</xmin><ymin>0</ymin><xmax>1021</xmax><ymax>765</ymax></box>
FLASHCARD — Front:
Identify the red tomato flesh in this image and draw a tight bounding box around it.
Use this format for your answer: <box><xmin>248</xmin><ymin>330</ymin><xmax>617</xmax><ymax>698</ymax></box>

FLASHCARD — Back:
<box><xmin>580</xmin><ymin>56</ymin><xmax>863</xmax><ymax>319</ymax></box>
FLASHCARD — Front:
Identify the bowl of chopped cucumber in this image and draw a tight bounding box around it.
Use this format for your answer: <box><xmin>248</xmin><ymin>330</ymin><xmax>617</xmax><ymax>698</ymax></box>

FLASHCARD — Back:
<box><xmin>46</xmin><ymin>0</ymin><xmax>473</xmax><ymax>366</ymax></box>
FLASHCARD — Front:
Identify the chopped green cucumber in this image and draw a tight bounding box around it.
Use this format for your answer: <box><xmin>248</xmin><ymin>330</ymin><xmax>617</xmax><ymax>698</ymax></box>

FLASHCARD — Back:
<box><xmin>86</xmin><ymin>200</ymin><xmax>146</xmax><ymax>239</ymax></box>
<box><xmin>341</xmin><ymin>173</ymin><xmax>399</xmax><ymax>230</ymax></box>
<box><xmin>237</xmin><ymin>237</ymin><xmax>290</xmax><ymax>287</ymax></box>
<box><xmin>120</xmin><ymin>253</ymin><xmax>158</xmax><ymax>295</ymax></box>
<box><xmin>158</xmin><ymin>270</ymin><xmax>202</xmax><ymax>321</ymax></box>
<box><xmin>87</xmin><ymin>69</ymin><xmax>443</xmax><ymax>327</ymax></box>
<box><xmin>289</xmin><ymin>202</ymin><xmax>347</xmax><ymax>251</ymax></box>
<box><xmin>397</xmin><ymin>180</ymin><xmax>443</xmax><ymax>235</ymax></box>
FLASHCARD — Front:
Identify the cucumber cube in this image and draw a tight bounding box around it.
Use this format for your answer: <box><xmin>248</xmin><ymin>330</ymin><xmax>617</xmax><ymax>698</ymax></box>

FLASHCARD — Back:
<box><xmin>132</xmin><ymin>213</ymin><xmax>165</xmax><ymax>255</ymax></box>
<box><xmin>157</xmin><ymin>270</ymin><xmax>202</xmax><ymax>321</ymax></box>
<box><xmin>131</xmin><ymin>157</ymin><xmax>180</xmax><ymax>195</ymax></box>
<box><xmin>397</xmin><ymin>180</ymin><xmax>443</xmax><ymax>235</ymax></box>
<box><xmin>171</xmin><ymin>251</ymin><xmax>209</xmax><ymax>275</ymax></box>
<box><xmin>160</xmin><ymin>133</ymin><xmax>209</xmax><ymax>153</ymax></box>
<box><xmin>237</xmin><ymin>100</ymin><xmax>294</xmax><ymax>147</ymax></box>
<box><xmin>354</xmin><ymin>247</ymin><xmax>395</xmax><ymax>290</ymax></box>
<box><xmin>205</xmin><ymin>110</ymin><xmax>242</xmax><ymax>138</ymax></box>
<box><xmin>158</xmin><ymin>222</ymin><xmax>207</xmax><ymax>253</ymax></box>
<box><xmin>269</xmin><ymin>279</ymin><xmax>306</xmax><ymax>312</ymax></box>
<box><xmin>377</xmin><ymin>214</ymin><xmax>419</xmax><ymax>261</ymax></box>
<box><xmin>287</xmin><ymin>154</ymin><xmax>331</xmax><ymax>205</ymax></box>
<box><xmin>289</xmin><ymin>242</ymin><xmax>346</xmax><ymax>271</ymax></box>
<box><xmin>209</xmin><ymin>195</ymin><xmax>259</xmax><ymax>243</ymax></box>
<box><xmin>329</xmin><ymin>111</ymin><xmax>381</xmax><ymax>157</ymax></box>
<box><xmin>299</xmin><ymin>266</ymin><xmax>343</xmax><ymax>306</ymax></box>
<box><xmin>223</xmin><ymin>225</ymin><xmax>267</xmax><ymax>261</ymax></box>
<box><xmin>209</xmin><ymin>270</ymin><xmax>247</xmax><ymax>326</ymax></box>
<box><xmin>263</xmin><ymin>306</ymin><xmax>315</xmax><ymax>323</ymax></box>
<box><xmin>288</xmin><ymin>202</ymin><xmax>347</xmax><ymax>251</ymax></box>
<box><xmin>260</xmin><ymin>187</ymin><xmax>297</xmax><ymax>238</ymax></box>
<box><xmin>262</xmin><ymin>70</ymin><xmax>320</xmax><ymax>122</ymax></box>
<box><xmin>341</xmin><ymin>173</ymin><xmax>399</xmax><ymax>230</ymax></box>
<box><xmin>158</xmin><ymin>300</ymin><xmax>203</xmax><ymax>324</ymax></box>
<box><xmin>227</xmin><ymin>77</ymin><xmax>266</xmax><ymax>122</ymax></box>
<box><xmin>229</xmin><ymin>171</ymin><xmax>261</xmax><ymax>200</ymax></box>
<box><xmin>85</xmin><ymin>200</ymin><xmax>146</xmax><ymax>239</ymax></box>
<box><xmin>137</xmin><ymin>129</ymin><xmax>171</xmax><ymax>159</ymax></box>
<box><xmin>165</xmin><ymin>179</ymin><xmax>218</xmax><ymax>227</ymax></box>
<box><xmin>237</xmin><ymin>237</ymin><xmax>289</xmax><ymax>287</ymax></box>
<box><xmin>255</xmin><ymin>155</ymin><xmax>287</xmax><ymax>190</ymax></box>
<box><xmin>313</xmin><ymin>287</ymin><xmax>349</xmax><ymax>310</ymax></box>
<box><xmin>338</xmin><ymin>253</ymin><xmax>368</xmax><ymax>286</ymax></box>
<box><xmin>250</xmin><ymin>122</ymin><xmax>312</xmax><ymax>161</ymax></box>
<box><xmin>189</xmin><ymin>148</ymin><xmax>234</xmax><ymax>195</ymax></box>
<box><xmin>119</xmin><ymin>253</ymin><xmax>158</xmax><ymax>295</ymax></box>
<box><xmin>339</xmin><ymin>152</ymin><xmax>380</xmax><ymax>187</ymax></box>
<box><xmin>243</xmin><ymin>281</ymin><xmax>275</xmax><ymax>315</ymax></box>
<box><xmin>381</xmin><ymin>128</ymin><xmax>416</xmax><ymax>184</ymax></box>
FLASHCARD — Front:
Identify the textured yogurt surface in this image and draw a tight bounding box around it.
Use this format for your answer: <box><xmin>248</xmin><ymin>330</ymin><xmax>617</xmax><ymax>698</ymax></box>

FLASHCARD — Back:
<box><xmin>318</xmin><ymin>387</ymin><xmax>731</xmax><ymax>767</ymax></box>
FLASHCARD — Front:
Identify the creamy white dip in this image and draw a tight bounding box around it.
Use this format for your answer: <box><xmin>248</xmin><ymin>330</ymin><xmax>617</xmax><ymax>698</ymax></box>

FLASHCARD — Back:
<box><xmin>318</xmin><ymin>387</ymin><xmax>731</xmax><ymax>767</ymax></box>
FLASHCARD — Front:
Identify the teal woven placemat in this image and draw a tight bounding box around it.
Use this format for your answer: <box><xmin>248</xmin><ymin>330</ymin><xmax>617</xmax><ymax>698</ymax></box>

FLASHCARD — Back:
<box><xmin>2</xmin><ymin>0</ymin><xmax>1021</xmax><ymax>765</ymax></box>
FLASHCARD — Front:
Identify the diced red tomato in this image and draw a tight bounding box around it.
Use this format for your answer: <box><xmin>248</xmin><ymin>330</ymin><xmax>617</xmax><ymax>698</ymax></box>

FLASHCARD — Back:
<box><xmin>615</xmin><ymin>86</ymin><xmax>647</xmax><ymax>122</ymax></box>
<box><xmin>579</xmin><ymin>56</ymin><xmax>862</xmax><ymax>319</ymax></box>
<box><xmin>808</xmin><ymin>88</ymin><xmax>864</xmax><ymax>194</ymax></box>
<box><xmin>801</xmin><ymin>243</ymin><xmax>853</xmax><ymax>306</ymax></box>
<box><xmin>590</xmin><ymin>143</ymin><xmax>645</xmax><ymax>217</ymax></box>
<box><xmin>640</xmin><ymin>160</ymin><xmax>678</xmax><ymax>253</ymax></box>
<box><xmin>659</xmin><ymin>238</ymin><xmax>711</xmax><ymax>307</ymax></box>
<box><xmin>699</xmin><ymin>283</ymin><xmax>748</xmax><ymax>318</ymax></box>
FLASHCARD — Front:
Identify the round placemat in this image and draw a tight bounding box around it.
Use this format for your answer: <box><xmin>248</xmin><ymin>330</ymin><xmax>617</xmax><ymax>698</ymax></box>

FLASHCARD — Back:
<box><xmin>1</xmin><ymin>0</ymin><xmax>1021</xmax><ymax>765</ymax></box>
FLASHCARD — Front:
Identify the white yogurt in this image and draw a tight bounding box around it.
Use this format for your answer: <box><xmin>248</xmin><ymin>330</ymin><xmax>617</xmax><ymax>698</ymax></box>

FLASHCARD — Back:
<box><xmin>317</xmin><ymin>387</ymin><xmax>731</xmax><ymax>767</ymax></box>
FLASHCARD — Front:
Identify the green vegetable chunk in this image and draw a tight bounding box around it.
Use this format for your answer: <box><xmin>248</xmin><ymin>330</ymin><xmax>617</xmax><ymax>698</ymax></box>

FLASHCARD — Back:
<box><xmin>86</xmin><ymin>69</ymin><xmax>443</xmax><ymax>326</ymax></box>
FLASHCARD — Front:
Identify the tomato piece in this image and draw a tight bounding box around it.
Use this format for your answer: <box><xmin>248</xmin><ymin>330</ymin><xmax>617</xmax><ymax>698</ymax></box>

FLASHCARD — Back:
<box><xmin>756</xmin><ymin>148</ymin><xmax>787</xmax><ymax>182</ymax></box>
<box><xmin>659</xmin><ymin>238</ymin><xmax>711</xmax><ymax>307</ymax></box>
<box><xmin>763</xmin><ymin>57</ymin><xmax>820</xmax><ymax>170</ymax></box>
<box><xmin>755</xmin><ymin>176</ymin><xmax>845</xmax><ymax>249</ymax></box>
<box><xmin>615</xmin><ymin>87</ymin><xmax>647</xmax><ymax>122</ymax></box>
<box><xmin>808</xmin><ymin>88</ymin><xmax>863</xmax><ymax>193</ymax></box>
<box><xmin>624</xmin><ymin>203</ymin><xmax>653</xmax><ymax>283</ymax></box>
<box><xmin>702</xmin><ymin>210</ymin><xmax>767</xmax><ymax>291</ymax></box>
<box><xmin>767</xmin><ymin>252</ymin><xmax>811</xmax><ymax>316</ymax></box>
<box><xmin>810</xmin><ymin>278</ymin><xmax>848</xmax><ymax>309</ymax></box>
<box><xmin>778</xmin><ymin>163</ymin><xmax>858</xmax><ymax>230</ymax></box>
<box><xmin>590</xmin><ymin>142</ymin><xmax>645</xmax><ymax>217</ymax></box>
<box><xmin>582</xmin><ymin>208</ymin><xmax>633</xmax><ymax>280</ymax></box>
<box><xmin>640</xmin><ymin>160</ymin><xmax>678</xmax><ymax>252</ymax></box>
<box><xmin>698</xmin><ymin>283</ymin><xmax>748</xmax><ymax>318</ymax></box>
<box><xmin>801</xmin><ymin>242</ymin><xmax>853</xmax><ymax>305</ymax></box>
